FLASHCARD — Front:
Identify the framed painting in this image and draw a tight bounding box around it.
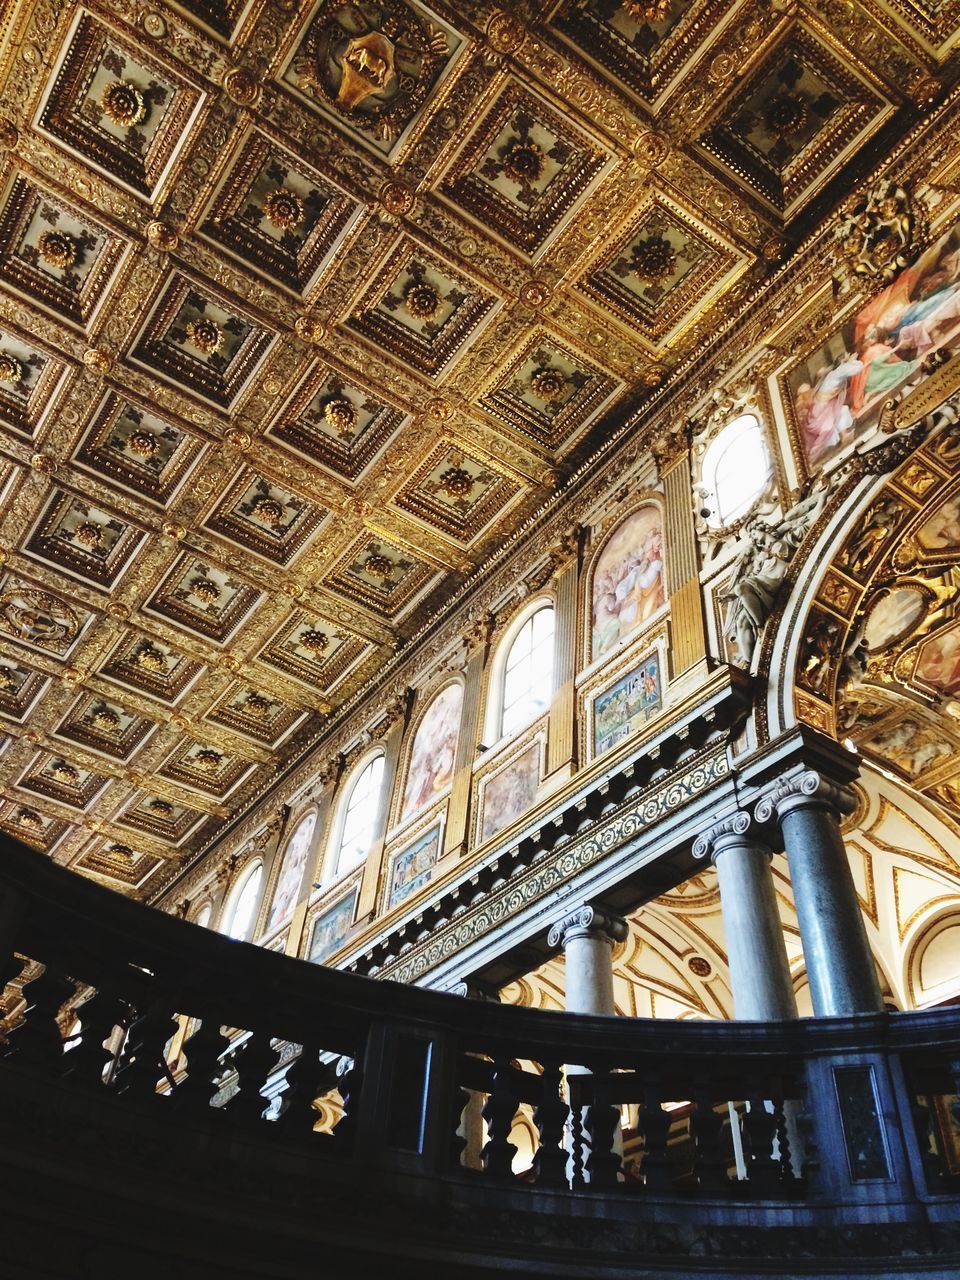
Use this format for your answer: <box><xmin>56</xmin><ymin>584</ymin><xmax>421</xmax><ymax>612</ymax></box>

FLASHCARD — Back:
<box><xmin>591</xmin><ymin>504</ymin><xmax>665</xmax><ymax>661</ymax></box>
<box><xmin>307</xmin><ymin>888</ymin><xmax>357</xmax><ymax>965</ymax></box>
<box><xmin>592</xmin><ymin>653</ymin><xmax>662</xmax><ymax>758</ymax></box>
<box><xmin>479</xmin><ymin>741</ymin><xmax>541</xmax><ymax>843</ymax></box>
<box><xmin>388</xmin><ymin>822</ymin><xmax>442</xmax><ymax>908</ymax></box>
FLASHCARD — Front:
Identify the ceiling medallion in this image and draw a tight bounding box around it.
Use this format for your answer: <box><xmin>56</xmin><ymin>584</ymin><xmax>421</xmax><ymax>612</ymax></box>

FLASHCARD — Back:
<box><xmin>688</xmin><ymin>956</ymin><xmax>712</xmax><ymax>977</ymax></box>
<box><xmin>294</xmin><ymin>314</ymin><xmax>326</xmax><ymax>344</ymax></box>
<box><xmin>0</xmin><ymin>352</ymin><xmax>23</xmax><ymax>383</ymax></box>
<box><xmin>100</xmin><ymin>79</ymin><xmax>147</xmax><ymax>128</ymax></box>
<box><xmin>764</xmin><ymin>91</ymin><xmax>808</xmax><ymax>141</ymax></box>
<box><xmin>185</xmin><ymin>317</ymin><xmax>223</xmax><ymax>356</ymax></box>
<box><xmin>148</xmin><ymin>798</ymin><xmax>173</xmax><ymax>816</ymax></box>
<box><xmin>438</xmin><ymin>466</ymin><xmax>474</xmax><ymax>499</ymax></box>
<box><xmin>338</xmin><ymin>32</ymin><xmax>397</xmax><ymax>111</ymax></box>
<box><xmin>136</xmin><ymin>643</ymin><xmax>167</xmax><ymax>672</ymax></box>
<box><xmin>51</xmin><ymin>760</ymin><xmax>79</xmax><ymax>784</ymax></box>
<box><xmin>0</xmin><ymin>664</ymin><xmax>15</xmax><ymax>689</ymax></box>
<box><xmin>73</xmin><ymin>521</ymin><xmax>103</xmax><ymax>548</ymax></box>
<box><xmin>630</xmin><ymin>235</ymin><xmax>677</xmax><ymax>283</ymax></box>
<box><xmin>194</xmin><ymin>747</ymin><xmax>222</xmax><ymax>772</ymax></box>
<box><xmin>146</xmin><ymin>221</ymin><xmax>179</xmax><ymax>252</ymax></box>
<box><xmin>128</xmin><ymin>429</ymin><xmax>159</xmax><ymax>458</ymax></box>
<box><xmin>300</xmin><ymin>628</ymin><xmax>329</xmax><ymax>655</ymax></box>
<box><xmin>364</xmin><ymin>553</ymin><xmax>394</xmax><ymax>581</ymax></box>
<box><xmin>253</xmin><ymin>497</ymin><xmax>285</xmax><ymax>526</ymax></box>
<box><xmin>486</xmin><ymin>10</ymin><xmax>525</xmax><ymax>53</ymax></box>
<box><xmin>323</xmin><ymin>397</ymin><xmax>357</xmax><ymax>438</ymax></box>
<box><xmin>190</xmin><ymin>577</ymin><xmax>220</xmax><ymax>606</ymax></box>
<box><xmin>404</xmin><ymin>281</ymin><xmax>442</xmax><ymax>322</ymax></box>
<box><xmin>243</xmin><ymin>692</ymin><xmax>272</xmax><ymax>720</ymax></box>
<box><xmin>263</xmin><ymin>186</ymin><xmax>304</xmax><ymax>231</ymax></box>
<box><xmin>108</xmin><ymin>842</ymin><xmax>134</xmax><ymax>864</ymax></box>
<box><xmin>502</xmin><ymin>139</ymin><xmax>545</xmax><ymax>184</ymax></box>
<box><xmin>623</xmin><ymin>0</ymin><xmax>672</xmax><ymax>19</ymax></box>
<box><xmin>37</xmin><ymin>230</ymin><xmax>77</xmax><ymax>270</ymax></box>
<box><xmin>91</xmin><ymin>706</ymin><xmax>120</xmax><ymax>732</ymax></box>
<box><xmin>222</xmin><ymin>65</ymin><xmax>261</xmax><ymax>107</ymax></box>
<box><xmin>82</xmin><ymin>347</ymin><xmax>112</xmax><ymax>374</ymax></box>
<box><xmin>18</xmin><ymin>809</ymin><xmax>42</xmax><ymax>831</ymax></box>
<box><xmin>530</xmin><ymin>367</ymin><xmax>568</xmax><ymax>402</ymax></box>
<box><xmin>380</xmin><ymin>179</ymin><xmax>415</xmax><ymax>217</ymax></box>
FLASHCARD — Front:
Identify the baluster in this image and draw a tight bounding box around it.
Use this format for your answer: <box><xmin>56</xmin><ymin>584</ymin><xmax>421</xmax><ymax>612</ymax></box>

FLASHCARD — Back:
<box><xmin>741</xmin><ymin>1080</ymin><xmax>781</xmax><ymax>1194</ymax></box>
<box><xmin>116</xmin><ymin>1001</ymin><xmax>179</xmax><ymax>1101</ymax></box>
<box><xmin>274</xmin><ymin>1041</ymin><xmax>331</xmax><ymax>1139</ymax></box>
<box><xmin>10</xmin><ymin>963</ymin><xmax>75</xmax><ymax>1073</ymax></box>
<box><xmin>692</xmin><ymin>1081</ymin><xmax>730</xmax><ymax>1195</ymax></box>
<box><xmin>533</xmin><ymin>1059</ymin><xmax>568</xmax><ymax>1187</ymax></box>
<box><xmin>637</xmin><ymin>1072</ymin><xmax>673</xmax><ymax>1192</ymax></box>
<box><xmin>481</xmin><ymin>1058</ymin><xmax>519</xmax><ymax>1179</ymax></box>
<box><xmin>224</xmin><ymin>1031</ymin><xmax>279</xmax><ymax>1124</ymax></box>
<box><xmin>64</xmin><ymin>987</ymin><xmax>124</xmax><ymax>1087</ymax></box>
<box><xmin>172</xmin><ymin>1016</ymin><xmax>230</xmax><ymax>1118</ymax></box>
<box><xmin>449</xmin><ymin>1052</ymin><xmax>473</xmax><ymax>1171</ymax></box>
<box><xmin>585</xmin><ymin>1068</ymin><xmax>621</xmax><ymax>1188</ymax></box>
<box><xmin>568</xmin><ymin>1082</ymin><xmax>587</xmax><ymax>1189</ymax></box>
<box><xmin>333</xmin><ymin>1053</ymin><xmax>363</xmax><ymax>1149</ymax></box>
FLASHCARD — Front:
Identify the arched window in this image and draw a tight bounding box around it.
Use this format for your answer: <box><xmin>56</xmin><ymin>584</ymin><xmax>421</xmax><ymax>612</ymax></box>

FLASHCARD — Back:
<box><xmin>191</xmin><ymin>902</ymin><xmax>212</xmax><ymax>930</ymax></box>
<box><xmin>223</xmin><ymin>861</ymin><xmax>263</xmax><ymax>941</ymax></box>
<box><xmin>698</xmin><ymin>413</ymin><xmax>771</xmax><ymax>531</ymax></box>
<box><xmin>335</xmin><ymin>754</ymin><xmax>385</xmax><ymax>876</ymax></box>
<box><xmin>500</xmin><ymin>605</ymin><xmax>555</xmax><ymax>738</ymax></box>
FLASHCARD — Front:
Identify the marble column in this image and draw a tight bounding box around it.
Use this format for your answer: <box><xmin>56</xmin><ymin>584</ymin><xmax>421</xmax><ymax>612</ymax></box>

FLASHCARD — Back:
<box><xmin>756</xmin><ymin>771</ymin><xmax>882</xmax><ymax>1017</ymax></box>
<box><xmin>548</xmin><ymin>905</ymin><xmax>627</xmax><ymax>1181</ymax></box>
<box><xmin>693</xmin><ymin>812</ymin><xmax>797</xmax><ymax>1022</ymax></box>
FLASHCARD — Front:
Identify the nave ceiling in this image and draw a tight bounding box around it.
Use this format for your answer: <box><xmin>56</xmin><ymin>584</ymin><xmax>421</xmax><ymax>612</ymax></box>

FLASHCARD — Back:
<box><xmin>0</xmin><ymin>0</ymin><xmax>957</xmax><ymax>902</ymax></box>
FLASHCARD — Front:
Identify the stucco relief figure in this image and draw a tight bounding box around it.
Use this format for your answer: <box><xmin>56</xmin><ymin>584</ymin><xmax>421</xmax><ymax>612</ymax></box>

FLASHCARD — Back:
<box><xmin>401</xmin><ymin>682</ymin><xmax>463</xmax><ymax>819</ymax></box>
<box><xmin>266</xmin><ymin>813</ymin><xmax>316</xmax><ymax>935</ymax></box>
<box><xmin>723</xmin><ymin>490</ymin><xmax>825</xmax><ymax>667</ymax></box>
<box><xmin>591</xmin><ymin>505</ymin><xmax>665</xmax><ymax>659</ymax></box>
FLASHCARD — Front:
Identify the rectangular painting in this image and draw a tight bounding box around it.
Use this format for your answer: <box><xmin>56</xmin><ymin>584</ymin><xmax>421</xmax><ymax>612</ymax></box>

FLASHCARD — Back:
<box><xmin>787</xmin><ymin>223</ymin><xmax>960</xmax><ymax>471</ymax></box>
<box><xmin>388</xmin><ymin>824</ymin><xmax>441</xmax><ymax>908</ymax></box>
<box><xmin>593</xmin><ymin>653</ymin><xmax>662</xmax><ymax>758</ymax></box>
<box><xmin>307</xmin><ymin>889</ymin><xmax>356</xmax><ymax>966</ymax></box>
<box><xmin>480</xmin><ymin>742</ymin><xmax>540</xmax><ymax>843</ymax></box>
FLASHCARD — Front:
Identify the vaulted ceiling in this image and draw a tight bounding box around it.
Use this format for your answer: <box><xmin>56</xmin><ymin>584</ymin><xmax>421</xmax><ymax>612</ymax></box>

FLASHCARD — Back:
<box><xmin>0</xmin><ymin>0</ymin><xmax>955</xmax><ymax>899</ymax></box>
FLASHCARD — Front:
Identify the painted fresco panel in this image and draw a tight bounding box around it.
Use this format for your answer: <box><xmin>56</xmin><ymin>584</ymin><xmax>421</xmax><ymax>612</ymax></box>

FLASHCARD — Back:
<box><xmin>401</xmin><ymin>682</ymin><xmax>462</xmax><ymax>818</ymax></box>
<box><xmin>789</xmin><ymin>226</ymin><xmax>960</xmax><ymax>470</ymax></box>
<box><xmin>591</xmin><ymin>505</ymin><xmax>665</xmax><ymax>660</ymax></box>
<box><xmin>593</xmin><ymin>654</ymin><xmax>662</xmax><ymax>757</ymax></box>
<box><xmin>308</xmin><ymin>890</ymin><xmax>356</xmax><ymax>965</ymax></box>
<box><xmin>389</xmin><ymin>824</ymin><xmax>441</xmax><ymax>908</ymax></box>
<box><xmin>480</xmin><ymin>743</ymin><xmax>540</xmax><ymax>842</ymax></box>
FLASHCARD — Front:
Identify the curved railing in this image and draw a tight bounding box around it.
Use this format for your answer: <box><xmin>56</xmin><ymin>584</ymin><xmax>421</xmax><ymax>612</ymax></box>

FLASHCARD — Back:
<box><xmin>1</xmin><ymin>832</ymin><xmax>959</xmax><ymax>1276</ymax></box>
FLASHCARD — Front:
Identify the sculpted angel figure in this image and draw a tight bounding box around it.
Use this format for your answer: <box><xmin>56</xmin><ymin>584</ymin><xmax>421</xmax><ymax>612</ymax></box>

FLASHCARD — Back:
<box><xmin>723</xmin><ymin>489</ymin><xmax>827</xmax><ymax>666</ymax></box>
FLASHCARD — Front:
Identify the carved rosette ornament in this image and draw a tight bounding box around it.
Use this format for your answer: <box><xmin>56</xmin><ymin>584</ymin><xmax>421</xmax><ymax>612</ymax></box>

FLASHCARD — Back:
<box><xmin>222</xmin><ymin>65</ymin><xmax>261</xmax><ymax>106</ymax></box>
<box><xmin>380</xmin><ymin>179</ymin><xmax>415</xmax><ymax>217</ymax></box>
<box><xmin>128</xmin><ymin>429</ymin><xmax>158</xmax><ymax>458</ymax></box>
<box><xmin>438</xmin><ymin>466</ymin><xmax>473</xmax><ymax>498</ymax></box>
<box><xmin>51</xmin><ymin>761</ymin><xmax>79</xmax><ymax>785</ymax></box>
<box><xmin>37</xmin><ymin>231</ymin><xmax>76</xmax><ymax>269</ymax></box>
<box><xmin>530</xmin><ymin>367</ymin><xmax>567</xmax><ymax>402</ymax></box>
<box><xmin>186</xmin><ymin>318</ymin><xmax>223</xmax><ymax>356</ymax></box>
<box><xmin>18</xmin><ymin>809</ymin><xmax>43</xmax><ymax>832</ymax></box>
<box><xmin>194</xmin><ymin>748</ymin><xmax>222</xmax><ymax>773</ymax></box>
<box><xmin>764</xmin><ymin>92</ymin><xmax>807</xmax><ymax>140</ymax></box>
<box><xmin>631</xmin><ymin>235</ymin><xmax>676</xmax><ymax>282</ymax></box>
<box><xmin>404</xmin><ymin>281</ymin><xmax>441</xmax><ymax>321</ymax></box>
<box><xmin>253</xmin><ymin>497</ymin><xmax>285</xmax><ymax>526</ymax></box>
<box><xmin>244</xmin><ymin>692</ymin><xmax>272</xmax><ymax>720</ymax></box>
<box><xmin>0</xmin><ymin>665</ymin><xmax>14</xmax><ymax>689</ymax></box>
<box><xmin>323</xmin><ymin>397</ymin><xmax>356</xmax><ymax>437</ymax></box>
<box><xmin>263</xmin><ymin>186</ymin><xmax>304</xmax><ymax>231</ymax></box>
<box><xmin>91</xmin><ymin>706</ymin><xmax>120</xmax><ymax>732</ymax></box>
<box><xmin>300</xmin><ymin>628</ymin><xmax>329</xmax><ymax>655</ymax></box>
<box><xmin>295</xmin><ymin>314</ymin><xmax>326</xmax><ymax>344</ymax></box>
<box><xmin>0</xmin><ymin>353</ymin><xmax>23</xmax><ymax>383</ymax></box>
<box><xmin>149</xmin><ymin>799</ymin><xmax>173</xmax><ymax>817</ymax></box>
<box><xmin>486</xmin><ymin>10</ymin><xmax>526</xmax><ymax>53</ymax></box>
<box><xmin>0</xmin><ymin>118</ymin><xmax>18</xmax><ymax>150</ymax></box>
<box><xmin>502</xmin><ymin>139</ymin><xmax>545</xmax><ymax>183</ymax></box>
<box><xmin>100</xmin><ymin>80</ymin><xmax>147</xmax><ymax>127</ymax></box>
<box><xmin>73</xmin><ymin>521</ymin><xmax>102</xmax><ymax>549</ymax></box>
<box><xmin>136</xmin><ymin>644</ymin><xmax>166</xmax><ymax>672</ymax></box>
<box><xmin>108</xmin><ymin>843</ymin><xmax>134</xmax><ymax>866</ymax></box>
<box><xmin>190</xmin><ymin>577</ymin><xmax>220</xmax><ymax>606</ymax></box>
<box><xmin>146</xmin><ymin>221</ymin><xmax>179</xmax><ymax>252</ymax></box>
<box><xmin>364</xmin><ymin>553</ymin><xmax>394</xmax><ymax>581</ymax></box>
<box><xmin>835</xmin><ymin>182</ymin><xmax>916</xmax><ymax>283</ymax></box>
<box><xmin>82</xmin><ymin>348</ymin><xmax>111</xmax><ymax>374</ymax></box>
<box><xmin>624</xmin><ymin>0</ymin><xmax>671</xmax><ymax>21</ymax></box>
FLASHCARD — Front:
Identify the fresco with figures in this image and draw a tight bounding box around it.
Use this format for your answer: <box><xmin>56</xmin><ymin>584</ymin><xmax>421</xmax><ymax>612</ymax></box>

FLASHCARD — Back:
<box><xmin>401</xmin><ymin>683</ymin><xmax>462</xmax><ymax>819</ymax></box>
<box><xmin>591</xmin><ymin>505</ymin><xmax>665</xmax><ymax>660</ymax></box>
<box><xmin>480</xmin><ymin>744</ymin><xmax>540</xmax><ymax>842</ymax></box>
<box><xmin>265</xmin><ymin>813</ymin><xmax>316</xmax><ymax>936</ymax></box>
<box><xmin>790</xmin><ymin>225</ymin><xmax>960</xmax><ymax>469</ymax></box>
<box><xmin>389</xmin><ymin>824</ymin><xmax>441</xmax><ymax>908</ymax></box>
<box><xmin>308</xmin><ymin>891</ymin><xmax>357</xmax><ymax>965</ymax></box>
<box><xmin>593</xmin><ymin>654</ymin><xmax>662</xmax><ymax>757</ymax></box>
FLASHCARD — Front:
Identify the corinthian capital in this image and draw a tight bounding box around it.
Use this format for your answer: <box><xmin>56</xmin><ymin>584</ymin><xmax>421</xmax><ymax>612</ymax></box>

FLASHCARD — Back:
<box><xmin>548</xmin><ymin>904</ymin><xmax>628</xmax><ymax>950</ymax></box>
<box><xmin>692</xmin><ymin>810</ymin><xmax>768</xmax><ymax>863</ymax></box>
<box><xmin>755</xmin><ymin>770</ymin><xmax>857</xmax><ymax>824</ymax></box>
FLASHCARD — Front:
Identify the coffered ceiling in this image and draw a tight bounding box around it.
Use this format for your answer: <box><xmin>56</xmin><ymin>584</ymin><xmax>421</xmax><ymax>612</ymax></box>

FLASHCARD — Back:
<box><xmin>0</xmin><ymin>0</ymin><xmax>954</xmax><ymax>898</ymax></box>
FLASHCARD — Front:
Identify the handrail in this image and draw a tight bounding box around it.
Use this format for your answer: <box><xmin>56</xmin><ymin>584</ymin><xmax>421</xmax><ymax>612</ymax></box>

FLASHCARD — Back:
<box><xmin>2</xmin><ymin>830</ymin><xmax>959</xmax><ymax>1252</ymax></box>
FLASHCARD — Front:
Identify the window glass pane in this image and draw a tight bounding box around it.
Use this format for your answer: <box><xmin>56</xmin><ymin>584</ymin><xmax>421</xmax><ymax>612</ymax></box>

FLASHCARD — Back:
<box><xmin>337</xmin><ymin>756</ymin><xmax>385</xmax><ymax>872</ymax></box>
<box><xmin>500</xmin><ymin>608</ymin><xmax>554</xmax><ymax>737</ymax></box>
<box><xmin>701</xmin><ymin>414</ymin><xmax>771</xmax><ymax>530</ymax></box>
<box><xmin>227</xmin><ymin>864</ymin><xmax>262</xmax><ymax>941</ymax></box>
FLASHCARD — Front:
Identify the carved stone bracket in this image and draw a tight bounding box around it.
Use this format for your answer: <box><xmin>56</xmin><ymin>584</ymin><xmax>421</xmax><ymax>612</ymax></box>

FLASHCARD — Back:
<box><xmin>547</xmin><ymin>904</ymin><xmax>628</xmax><ymax>950</ymax></box>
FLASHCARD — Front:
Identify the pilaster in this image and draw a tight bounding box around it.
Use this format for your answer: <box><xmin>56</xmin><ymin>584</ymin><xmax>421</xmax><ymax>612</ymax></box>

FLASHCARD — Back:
<box><xmin>546</xmin><ymin>528</ymin><xmax>582</xmax><ymax>781</ymax></box>
<box><xmin>444</xmin><ymin>625</ymin><xmax>489</xmax><ymax>860</ymax></box>
<box><xmin>654</xmin><ymin>434</ymin><xmax>709</xmax><ymax>683</ymax></box>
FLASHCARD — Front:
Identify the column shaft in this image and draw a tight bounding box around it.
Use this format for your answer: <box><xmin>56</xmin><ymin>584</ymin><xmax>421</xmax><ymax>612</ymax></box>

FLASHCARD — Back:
<box><xmin>780</xmin><ymin>803</ymin><xmax>882</xmax><ymax>1017</ymax></box>
<box><xmin>713</xmin><ymin>842</ymin><xmax>797</xmax><ymax>1021</ymax></box>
